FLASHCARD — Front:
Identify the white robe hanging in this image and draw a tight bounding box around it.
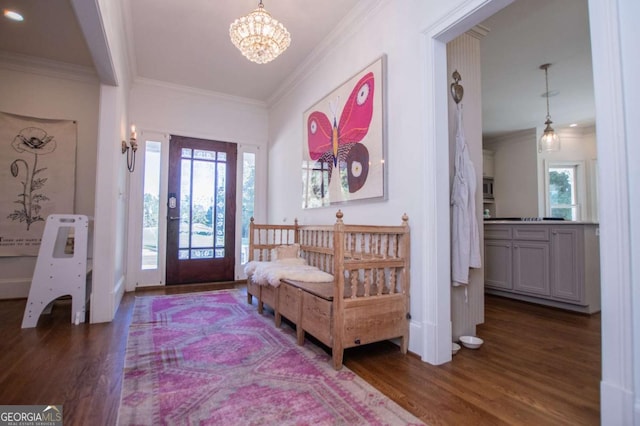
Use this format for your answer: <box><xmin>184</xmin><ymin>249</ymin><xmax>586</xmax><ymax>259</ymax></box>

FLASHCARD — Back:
<box><xmin>451</xmin><ymin>103</ymin><xmax>481</xmax><ymax>286</ymax></box>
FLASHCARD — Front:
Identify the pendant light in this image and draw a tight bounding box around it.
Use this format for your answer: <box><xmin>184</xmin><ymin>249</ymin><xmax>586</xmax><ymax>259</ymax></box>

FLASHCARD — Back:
<box><xmin>538</xmin><ymin>63</ymin><xmax>560</xmax><ymax>152</ymax></box>
<box><xmin>229</xmin><ymin>0</ymin><xmax>291</xmax><ymax>64</ymax></box>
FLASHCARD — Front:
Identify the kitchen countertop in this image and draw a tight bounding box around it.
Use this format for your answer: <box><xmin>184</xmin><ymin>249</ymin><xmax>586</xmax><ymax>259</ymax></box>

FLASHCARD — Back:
<box><xmin>484</xmin><ymin>219</ymin><xmax>599</xmax><ymax>225</ymax></box>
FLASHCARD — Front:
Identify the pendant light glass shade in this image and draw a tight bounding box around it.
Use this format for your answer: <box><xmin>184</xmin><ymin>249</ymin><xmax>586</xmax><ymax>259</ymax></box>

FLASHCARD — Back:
<box><xmin>539</xmin><ymin>118</ymin><xmax>560</xmax><ymax>152</ymax></box>
<box><xmin>538</xmin><ymin>63</ymin><xmax>560</xmax><ymax>153</ymax></box>
<box><xmin>229</xmin><ymin>1</ymin><xmax>291</xmax><ymax>64</ymax></box>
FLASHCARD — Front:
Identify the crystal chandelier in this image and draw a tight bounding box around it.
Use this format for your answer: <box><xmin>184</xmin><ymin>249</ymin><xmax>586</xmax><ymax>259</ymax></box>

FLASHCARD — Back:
<box><xmin>229</xmin><ymin>0</ymin><xmax>291</xmax><ymax>64</ymax></box>
<box><xmin>538</xmin><ymin>63</ymin><xmax>560</xmax><ymax>152</ymax></box>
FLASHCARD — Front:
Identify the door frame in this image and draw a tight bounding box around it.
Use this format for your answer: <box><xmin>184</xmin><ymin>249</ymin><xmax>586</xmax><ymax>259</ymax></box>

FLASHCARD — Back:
<box><xmin>420</xmin><ymin>0</ymin><xmax>634</xmax><ymax>422</ymax></box>
<box><xmin>126</xmin><ymin>131</ymin><xmax>267</xmax><ymax>289</ymax></box>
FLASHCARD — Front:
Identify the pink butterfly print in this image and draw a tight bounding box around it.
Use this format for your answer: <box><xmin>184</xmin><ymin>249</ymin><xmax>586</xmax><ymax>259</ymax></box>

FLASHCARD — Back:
<box><xmin>307</xmin><ymin>72</ymin><xmax>374</xmax><ymax>193</ymax></box>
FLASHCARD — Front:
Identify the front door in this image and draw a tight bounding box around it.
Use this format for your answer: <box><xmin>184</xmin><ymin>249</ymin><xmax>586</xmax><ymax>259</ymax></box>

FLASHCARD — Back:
<box><xmin>166</xmin><ymin>135</ymin><xmax>237</xmax><ymax>284</ymax></box>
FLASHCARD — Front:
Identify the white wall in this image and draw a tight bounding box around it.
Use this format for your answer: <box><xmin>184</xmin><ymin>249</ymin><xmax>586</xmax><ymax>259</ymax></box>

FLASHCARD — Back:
<box><xmin>589</xmin><ymin>0</ymin><xmax>640</xmax><ymax>422</ymax></box>
<box><xmin>0</xmin><ymin>65</ymin><xmax>99</xmax><ymax>299</ymax></box>
<box><xmin>127</xmin><ymin>80</ymin><xmax>269</xmax><ymax>286</ymax></box>
<box><xmin>619</xmin><ymin>0</ymin><xmax>640</xmax><ymax>421</ymax></box>
<box><xmin>447</xmin><ymin>30</ymin><xmax>485</xmax><ymax>340</ymax></box>
<box><xmin>484</xmin><ymin>129</ymin><xmax>538</xmax><ymax>217</ymax></box>
<box><xmin>267</xmin><ymin>0</ymin><xmax>440</xmax><ymax>359</ymax></box>
<box><xmin>86</xmin><ymin>0</ymin><xmax>132</xmax><ymax>322</ymax></box>
<box><xmin>130</xmin><ymin>81</ymin><xmax>268</xmax><ymax>147</ymax></box>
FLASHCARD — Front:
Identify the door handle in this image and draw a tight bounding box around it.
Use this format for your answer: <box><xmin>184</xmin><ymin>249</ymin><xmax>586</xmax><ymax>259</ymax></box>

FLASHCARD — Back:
<box><xmin>169</xmin><ymin>216</ymin><xmax>180</xmax><ymax>220</ymax></box>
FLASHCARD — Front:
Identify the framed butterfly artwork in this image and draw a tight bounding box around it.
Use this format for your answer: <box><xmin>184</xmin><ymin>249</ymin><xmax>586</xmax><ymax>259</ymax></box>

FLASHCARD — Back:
<box><xmin>302</xmin><ymin>56</ymin><xmax>386</xmax><ymax>208</ymax></box>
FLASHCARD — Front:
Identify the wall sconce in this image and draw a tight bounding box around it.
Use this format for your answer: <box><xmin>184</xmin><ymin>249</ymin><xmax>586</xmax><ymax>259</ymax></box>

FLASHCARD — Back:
<box><xmin>122</xmin><ymin>125</ymin><xmax>137</xmax><ymax>172</ymax></box>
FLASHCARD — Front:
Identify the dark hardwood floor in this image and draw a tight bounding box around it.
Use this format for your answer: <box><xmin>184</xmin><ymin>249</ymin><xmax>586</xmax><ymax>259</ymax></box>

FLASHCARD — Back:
<box><xmin>0</xmin><ymin>284</ymin><xmax>600</xmax><ymax>425</ymax></box>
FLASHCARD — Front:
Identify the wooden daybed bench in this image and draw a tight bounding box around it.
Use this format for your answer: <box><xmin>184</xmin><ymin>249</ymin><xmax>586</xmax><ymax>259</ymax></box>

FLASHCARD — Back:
<box><xmin>245</xmin><ymin>210</ymin><xmax>411</xmax><ymax>370</ymax></box>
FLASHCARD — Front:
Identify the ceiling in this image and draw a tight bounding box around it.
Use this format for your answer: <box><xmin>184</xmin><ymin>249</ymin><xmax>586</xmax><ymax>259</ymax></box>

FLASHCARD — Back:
<box><xmin>0</xmin><ymin>0</ymin><xmax>594</xmax><ymax>137</ymax></box>
<box><xmin>479</xmin><ymin>0</ymin><xmax>594</xmax><ymax>138</ymax></box>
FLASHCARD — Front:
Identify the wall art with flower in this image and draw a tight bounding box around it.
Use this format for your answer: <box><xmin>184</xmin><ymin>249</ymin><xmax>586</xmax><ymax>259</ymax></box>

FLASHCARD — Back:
<box><xmin>0</xmin><ymin>112</ymin><xmax>77</xmax><ymax>256</ymax></box>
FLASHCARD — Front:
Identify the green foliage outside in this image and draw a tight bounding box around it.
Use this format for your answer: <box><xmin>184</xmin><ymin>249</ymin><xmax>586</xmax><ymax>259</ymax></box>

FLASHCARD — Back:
<box><xmin>549</xmin><ymin>169</ymin><xmax>574</xmax><ymax>220</ymax></box>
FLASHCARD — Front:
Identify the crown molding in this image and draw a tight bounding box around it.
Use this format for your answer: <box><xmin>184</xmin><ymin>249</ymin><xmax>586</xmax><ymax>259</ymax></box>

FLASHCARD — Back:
<box><xmin>483</xmin><ymin>127</ymin><xmax>536</xmax><ymax>144</ymax></box>
<box><xmin>467</xmin><ymin>24</ymin><xmax>490</xmax><ymax>39</ymax></box>
<box><xmin>133</xmin><ymin>77</ymin><xmax>268</xmax><ymax>108</ymax></box>
<box><xmin>0</xmin><ymin>50</ymin><xmax>98</xmax><ymax>84</ymax></box>
<box><xmin>267</xmin><ymin>0</ymin><xmax>388</xmax><ymax>108</ymax></box>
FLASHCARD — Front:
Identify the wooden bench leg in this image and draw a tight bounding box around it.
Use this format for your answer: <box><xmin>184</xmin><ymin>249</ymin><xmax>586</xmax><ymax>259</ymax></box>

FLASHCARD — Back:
<box><xmin>401</xmin><ymin>333</ymin><xmax>409</xmax><ymax>354</ymax></box>
<box><xmin>247</xmin><ymin>292</ymin><xmax>253</xmax><ymax>305</ymax></box>
<box><xmin>296</xmin><ymin>288</ymin><xmax>304</xmax><ymax>345</ymax></box>
<box><xmin>257</xmin><ymin>300</ymin><xmax>264</xmax><ymax>314</ymax></box>
<box><xmin>332</xmin><ymin>343</ymin><xmax>344</xmax><ymax>370</ymax></box>
<box><xmin>275</xmin><ymin>311</ymin><xmax>282</xmax><ymax>327</ymax></box>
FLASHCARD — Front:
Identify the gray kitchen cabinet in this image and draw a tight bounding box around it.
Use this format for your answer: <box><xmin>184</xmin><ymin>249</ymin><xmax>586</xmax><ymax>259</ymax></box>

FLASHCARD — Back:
<box><xmin>513</xmin><ymin>241</ymin><xmax>550</xmax><ymax>296</ymax></box>
<box><xmin>484</xmin><ymin>240</ymin><xmax>512</xmax><ymax>290</ymax></box>
<box><xmin>484</xmin><ymin>222</ymin><xmax>600</xmax><ymax>313</ymax></box>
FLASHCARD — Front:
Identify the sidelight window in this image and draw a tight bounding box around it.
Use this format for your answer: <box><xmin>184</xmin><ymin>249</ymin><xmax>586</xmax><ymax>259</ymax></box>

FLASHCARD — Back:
<box><xmin>142</xmin><ymin>141</ymin><xmax>161</xmax><ymax>269</ymax></box>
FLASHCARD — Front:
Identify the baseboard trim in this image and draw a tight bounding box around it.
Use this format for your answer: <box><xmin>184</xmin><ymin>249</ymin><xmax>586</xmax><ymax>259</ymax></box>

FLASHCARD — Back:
<box><xmin>601</xmin><ymin>380</ymin><xmax>634</xmax><ymax>424</ymax></box>
<box><xmin>0</xmin><ymin>278</ymin><xmax>31</xmax><ymax>299</ymax></box>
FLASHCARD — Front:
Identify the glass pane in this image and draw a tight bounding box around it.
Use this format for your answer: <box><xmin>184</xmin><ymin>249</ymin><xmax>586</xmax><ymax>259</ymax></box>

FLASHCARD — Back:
<box><xmin>179</xmin><ymin>159</ymin><xmax>191</xmax><ymax>249</ymax></box>
<box><xmin>215</xmin><ymin>248</ymin><xmax>225</xmax><ymax>258</ymax></box>
<box><xmin>194</xmin><ymin>149</ymin><xmax>216</xmax><ymax>160</ymax></box>
<box><xmin>192</xmin><ymin>160</ymin><xmax>215</xmax><ymax>248</ymax></box>
<box><xmin>191</xmin><ymin>249</ymin><xmax>214</xmax><ymax>259</ymax></box>
<box><xmin>215</xmin><ymin>162</ymin><xmax>226</xmax><ymax>247</ymax></box>
<box><xmin>551</xmin><ymin>207</ymin><xmax>573</xmax><ymax>221</ymax></box>
<box><xmin>549</xmin><ymin>168</ymin><xmax>575</xmax><ymax>205</ymax></box>
<box><xmin>549</xmin><ymin>166</ymin><xmax>577</xmax><ymax>220</ymax></box>
<box><xmin>178</xmin><ymin>249</ymin><xmax>189</xmax><ymax>260</ymax></box>
<box><xmin>218</xmin><ymin>152</ymin><xmax>227</xmax><ymax>162</ymax></box>
<box><xmin>142</xmin><ymin>141</ymin><xmax>161</xmax><ymax>270</ymax></box>
<box><xmin>241</xmin><ymin>153</ymin><xmax>255</xmax><ymax>264</ymax></box>
<box><xmin>302</xmin><ymin>160</ymin><xmax>330</xmax><ymax>208</ymax></box>
<box><xmin>181</xmin><ymin>148</ymin><xmax>192</xmax><ymax>158</ymax></box>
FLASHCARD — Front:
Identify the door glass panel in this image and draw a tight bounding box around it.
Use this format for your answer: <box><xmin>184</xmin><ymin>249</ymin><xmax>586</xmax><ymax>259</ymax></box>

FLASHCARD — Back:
<box><xmin>176</xmin><ymin>148</ymin><xmax>228</xmax><ymax>260</ymax></box>
<box><xmin>142</xmin><ymin>141</ymin><xmax>161</xmax><ymax>270</ymax></box>
<box><xmin>179</xmin><ymin>159</ymin><xmax>191</xmax><ymax>248</ymax></box>
<box><xmin>191</xmin><ymin>248</ymin><xmax>214</xmax><ymax>259</ymax></box>
<box><xmin>194</xmin><ymin>149</ymin><xmax>216</xmax><ymax>160</ymax></box>
<box><xmin>215</xmin><ymin>162</ymin><xmax>226</xmax><ymax>253</ymax></box>
<box><xmin>192</xmin><ymin>160</ymin><xmax>215</xmax><ymax>249</ymax></box>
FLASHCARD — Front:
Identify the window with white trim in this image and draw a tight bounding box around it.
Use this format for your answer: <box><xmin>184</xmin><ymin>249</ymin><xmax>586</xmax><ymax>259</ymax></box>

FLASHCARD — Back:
<box><xmin>546</xmin><ymin>161</ymin><xmax>585</xmax><ymax>221</ymax></box>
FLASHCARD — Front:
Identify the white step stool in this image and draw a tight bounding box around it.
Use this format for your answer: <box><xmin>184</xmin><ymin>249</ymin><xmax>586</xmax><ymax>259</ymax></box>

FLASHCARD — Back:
<box><xmin>21</xmin><ymin>214</ymin><xmax>93</xmax><ymax>328</ymax></box>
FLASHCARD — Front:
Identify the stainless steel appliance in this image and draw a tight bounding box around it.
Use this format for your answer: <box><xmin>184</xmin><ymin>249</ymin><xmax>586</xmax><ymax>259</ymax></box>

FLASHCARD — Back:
<box><xmin>482</xmin><ymin>177</ymin><xmax>494</xmax><ymax>200</ymax></box>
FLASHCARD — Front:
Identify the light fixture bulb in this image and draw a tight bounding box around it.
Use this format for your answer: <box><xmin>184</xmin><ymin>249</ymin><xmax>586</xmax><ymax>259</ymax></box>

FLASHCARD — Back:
<box><xmin>3</xmin><ymin>9</ymin><xmax>24</xmax><ymax>21</ymax></box>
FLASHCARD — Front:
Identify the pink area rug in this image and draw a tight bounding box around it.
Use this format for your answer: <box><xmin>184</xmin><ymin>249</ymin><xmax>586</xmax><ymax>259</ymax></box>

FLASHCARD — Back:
<box><xmin>117</xmin><ymin>289</ymin><xmax>424</xmax><ymax>425</ymax></box>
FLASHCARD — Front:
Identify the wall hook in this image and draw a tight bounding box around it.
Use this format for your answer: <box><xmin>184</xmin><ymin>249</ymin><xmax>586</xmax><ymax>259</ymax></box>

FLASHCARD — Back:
<box><xmin>451</xmin><ymin>70</ymin><xmax>464</xmax><ymax>104</ymax></box>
